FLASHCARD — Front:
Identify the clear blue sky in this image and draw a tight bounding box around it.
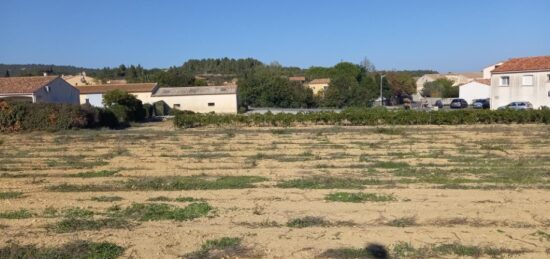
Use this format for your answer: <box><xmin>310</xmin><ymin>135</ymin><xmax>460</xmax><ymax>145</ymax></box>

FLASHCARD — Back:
<box><xmin>1</xmin><ymin>0</ymin><xmax>549</xmax><ymax>72</ymax></box>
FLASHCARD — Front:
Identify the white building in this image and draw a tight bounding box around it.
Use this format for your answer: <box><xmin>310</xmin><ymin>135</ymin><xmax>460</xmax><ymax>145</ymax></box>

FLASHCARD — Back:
<box><xmin>415</xmin><ymin>73</ymin><xmax>482</xmax><ymax>98</ymax></box>
<box><xmin>491</xmin><ymin>56</ymin><xmax>550</xmax><ymax>109</ymax></box>
<box><xmin>151</xmin><ymin>85</ymin><xmax>238</xmax><ymax>114</ymax></box>
<box><xmin>482</xmin><ymin>62</ymin><xmax>503</xmax><ymax>79</ymax></box>
<box><xmin>459</xmin><ymin>79</ymin><xmax>490</xmax><ymax>104</ymax></box>
<box><xmin>0</xmin><ymin>76</ymin><xmax>80</xmax><ymax>104</ymax></box>
<box><xmin>76</xmin><ymin>83</ymin><xmax>158</xmax><ymax>107</ymax></box>
<box><xmin>77</xmin><ymin>83</ymin><xmax>238</xmax><ymax>114</ymax></box>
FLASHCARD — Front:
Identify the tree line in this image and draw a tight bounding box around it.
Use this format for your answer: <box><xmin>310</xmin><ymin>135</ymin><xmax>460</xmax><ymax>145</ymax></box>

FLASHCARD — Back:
<box><xmin>1</xmin><ymin>58</ymin><xmax>440</xmax><ymax>108</ymax></box>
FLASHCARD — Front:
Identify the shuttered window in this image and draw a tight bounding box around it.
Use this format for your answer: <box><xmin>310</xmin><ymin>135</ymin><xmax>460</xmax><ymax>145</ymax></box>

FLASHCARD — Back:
<box><xmin>500</xmin><ymin>76</ymin><xmax>510</xmax><ymax>86</ymax></box>
<box><xmin>522</xmin><ymin>75</ymin><xmax>534</xmax><ymax>86</ymax></box>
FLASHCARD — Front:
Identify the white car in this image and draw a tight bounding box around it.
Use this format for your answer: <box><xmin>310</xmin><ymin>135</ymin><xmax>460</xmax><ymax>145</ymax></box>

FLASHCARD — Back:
<box><xmin>498</xmin><ymin>102</ymin><xmax>533</xmax><ymax>110</ymax></box>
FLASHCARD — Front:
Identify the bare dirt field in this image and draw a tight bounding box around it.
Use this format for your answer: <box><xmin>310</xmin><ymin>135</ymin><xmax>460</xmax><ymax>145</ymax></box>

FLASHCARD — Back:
<box><xmin>1</xmin><ymin>122</ymin><xmax>550</xmax><ymax>258</ymax></box>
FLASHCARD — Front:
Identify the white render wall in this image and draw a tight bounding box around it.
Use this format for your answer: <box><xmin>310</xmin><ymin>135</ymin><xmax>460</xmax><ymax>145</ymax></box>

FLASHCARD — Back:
<box><xmin>459</xmin><ymin>82</ymin><xmax>490</xmax><ymax>104</ymax></box>
<box><xmin>79</xmin><ymin>91</ymin><xmax>238</xmax><ymax>114</ymax></box>
<box><xmin>152</xmin><ymin>94</ymin><xmax>238</xmax><ymax>114</ymax></box>
<box><xmin>491</xmin><ymin>71</ymin><xmax>550</xmax><ymax>109</ymax></box>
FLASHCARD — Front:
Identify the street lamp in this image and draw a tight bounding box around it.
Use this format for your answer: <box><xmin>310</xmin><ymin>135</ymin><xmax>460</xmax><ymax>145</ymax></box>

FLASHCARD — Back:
<box><xmin>380</xmin><ymin>74</ymin><xmax>386</xmax><ymax>107</ymax></box>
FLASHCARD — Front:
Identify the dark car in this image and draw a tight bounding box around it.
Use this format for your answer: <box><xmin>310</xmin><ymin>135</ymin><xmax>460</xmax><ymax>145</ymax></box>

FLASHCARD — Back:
<box><xmin>472</xmin><ymin>99</ymin><xmax>490</xmax><ymax>109</ymax></box>
<box><xmin>434</xmin><ymin>100</ymin><xmax>444</xmax><ymax>109</ymax></box>
<box><xmin>450</xmin><ymin>98</ymin><xmax>468</xmax><ymax>109</ymax></box>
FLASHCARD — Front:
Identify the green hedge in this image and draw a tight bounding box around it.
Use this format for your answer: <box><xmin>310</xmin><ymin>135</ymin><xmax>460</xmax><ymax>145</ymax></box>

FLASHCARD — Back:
<box><xmin>0</xmin><ymin>101</ymin><xmax>120</xmax><ymax>132</ymax></box>
<box><xmin>174</xmin><ymin>108</ymin><xmax>550</xmax><ymax>128</ymax></box>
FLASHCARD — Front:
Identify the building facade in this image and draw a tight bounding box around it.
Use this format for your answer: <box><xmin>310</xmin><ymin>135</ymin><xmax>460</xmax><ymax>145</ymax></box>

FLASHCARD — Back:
<box><xmin>77</xmin><ymin>83</ymin><xmax>238</xmax><ymax>114</ymax></box>
<box><xmin>490</xmin><ymin>56</ymin><xmax>550</xmax><ymax>109</ymax></box>
<box><xmin>76</xmin><ymin>83</ymin><xmax>158</xmax><ymax>107</ymax></box>
<box><xmin>152</xmin><ymin>85</ymin><xmax>238</xmax><ymax>114</ymax></box>
<box><xmin>0</xmin><ymin>76</ymin><xmax>80</xmax><ymax>104</ymax></box>
<box><xmin>307</xmin><ymin>78</ymin><xmax>330</xmax><ymax>95</ymax></box>
<box><xmin>459</xmin><ymin>79</ymin><xmax>490</xmax><ymax>104</ymax></box>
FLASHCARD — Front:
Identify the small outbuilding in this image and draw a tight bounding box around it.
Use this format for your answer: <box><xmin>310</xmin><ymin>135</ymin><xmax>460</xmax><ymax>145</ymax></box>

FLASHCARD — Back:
<box><xmin>152</xmin><ymin>85</ymin><xmax>238</xmax><ymax>114</ymax></box>
<box><xmin>0</xmin><ymin>76</ymin><xmax>80</xmax><ymax>104</ymax></box>
<box><xmin>459</xmin><ymin>79</ymin><xmax>491</xmax><ymax>104</ymax></box>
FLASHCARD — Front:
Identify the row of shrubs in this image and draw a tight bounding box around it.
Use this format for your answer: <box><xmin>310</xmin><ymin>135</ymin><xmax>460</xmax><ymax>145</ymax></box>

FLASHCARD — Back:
<box><xmin>0</xmin><ymin>101</ymin><xmax>120</xmax><ymax>132</ymax></box>
<box><xmin>174</xmin><ymin>108</ymin><xmax>550</xmax><ymax>128</ymax></box>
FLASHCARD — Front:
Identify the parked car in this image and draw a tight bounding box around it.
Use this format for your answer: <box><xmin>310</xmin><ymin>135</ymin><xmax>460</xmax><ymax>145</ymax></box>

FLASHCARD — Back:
<box><xmin>472</xmin><ymin>99</ymin><xmax>490</xmax><ymax>109</ymax></box>
<box><xmin>450</xmin><ymin>98</ymin><xmax>468</xmax><ymax>109</ymax></box>
<box><xmin>498</xmin><ymin>101</ymin><xmax>533</xmax><ymax>110</ymax></box>
<box><xmin>434</xmin><ymin>100</ymin><xmax>444</xmax><ymax>109</ymax></box>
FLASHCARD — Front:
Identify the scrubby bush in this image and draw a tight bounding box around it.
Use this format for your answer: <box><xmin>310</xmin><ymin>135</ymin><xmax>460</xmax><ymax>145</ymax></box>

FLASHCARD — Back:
<box><xmin>174</xmin><ymin>108</ymin><xmax>550</xmax><ymax>128</ymax></box>
<box><xmin>143</xmin><ymin>103</ymin><xmax>153</xmax><ymax>119</ymax></box>
<box><xmin>0</xmin><ymin>101</ymin><xmax>121</xmax><ymax>132</ymax></box>
<box><xmin>153</xmin><ymin>101</ymin><xmax>171</xmax><ymax>116</ymax></box>
<box><xmin>103</xmin><ymin>90</ymin><xmax>145</xmax><ymax>123</ymax></box>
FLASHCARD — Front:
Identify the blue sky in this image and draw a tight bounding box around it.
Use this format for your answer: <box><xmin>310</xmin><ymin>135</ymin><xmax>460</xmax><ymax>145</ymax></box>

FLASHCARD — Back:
<box><xmin>1</xmin><ymin>0</ymin><xmax>549</xmax><ymax>72</ymax></box>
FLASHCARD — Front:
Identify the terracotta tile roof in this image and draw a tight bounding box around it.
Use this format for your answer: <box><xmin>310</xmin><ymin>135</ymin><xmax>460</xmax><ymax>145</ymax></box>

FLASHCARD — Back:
<box><xmin>309</xmin><ymin>78</ymin><xmax>331</xmax><ymax>84</ymax></box>
<box><xmin>152</xmin><ymin>85</ymin><xmax>237</xmax><ymax>97</ymax></box>
<box><xmin>492</xmin><ymin>56</ymin><xmax>550</xmax><ymax>73</ymax></box>
<box><xmin>289</xmin><ymin>76</ymin><xmax>306</xmax><ymax>81</ymax></box>
<box><xmin>474</xmin><ymin>79</ymin><xmax>490</xmax><ymax>85</ymax></box>
<box><xmin>76</xmin><ymin>83</ymin><xmax>157</xmax><ymax>94</ymax></box>
<box><xmin>0</xmin><ymin>76</ymin><xmax>59</xmax><ymax>94</ymax></box>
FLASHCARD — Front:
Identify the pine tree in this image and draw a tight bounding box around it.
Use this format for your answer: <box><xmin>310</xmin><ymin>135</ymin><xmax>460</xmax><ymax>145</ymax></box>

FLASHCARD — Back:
<box><xmin>4</xmin><ymin>70</ymin><xmax>10</xmax><ymax>77</ymax></box>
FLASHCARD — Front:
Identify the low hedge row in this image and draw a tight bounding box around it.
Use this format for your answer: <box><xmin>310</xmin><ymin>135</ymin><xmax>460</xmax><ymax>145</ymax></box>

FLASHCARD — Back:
<box><xmin>174</xmin><ymin>108</ymin><xmax>550</xmax><ymax>128</ymax></box>
<box><xmin>0</xmin><ymin>101</ymin><xmax>120</xmax><ymax>132</ymax></box>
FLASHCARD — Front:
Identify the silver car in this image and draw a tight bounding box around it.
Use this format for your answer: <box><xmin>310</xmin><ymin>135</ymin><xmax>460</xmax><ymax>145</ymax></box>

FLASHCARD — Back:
<box><xmin>499</xmin><ymin>102</ymin><xmax>533</xmax><ymax>110</ymax></box>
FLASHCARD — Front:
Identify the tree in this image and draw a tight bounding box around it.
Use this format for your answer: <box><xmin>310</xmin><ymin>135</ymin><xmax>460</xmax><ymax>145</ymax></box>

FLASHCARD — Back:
<box><xmin>360</xmin><ymin>57</ymin><xmax>376</xmax><ymax>73</ymax></box>
<box><xmin>386</xmin><ymin>73</ymin><xmax>416</xmax><ymax>96</ymax></box>
<box><xmin>238</xmin><ymin>68</ymin><xmax>316</xmax><ymax>109</ymax></box>
<box><xmin>116</xmin><ymin>64</ymin><xmax>127</xmax><ymax>77</ymax></box>
<box><xmin>4</xmin><ymin>70</ymin><xmax>9</xmax><ymax>77</ymax></box>
<box><xmin>322</xmin><ymin>75</ymin><xmax>359</xmax><ymax>108</ymax></box>
<box><xmin>103</xmin><ymin>90</ymin><xmax>145</xmax><ymax>123</ymax></box>
<box><xmin>421</xmin><ymin>78</ymin><xmax>458</xmax><ymax>98</ymax></box>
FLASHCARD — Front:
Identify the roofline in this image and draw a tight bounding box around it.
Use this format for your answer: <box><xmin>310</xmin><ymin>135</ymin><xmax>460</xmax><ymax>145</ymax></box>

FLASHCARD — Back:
<box><xmin>79</xmin><ymin>90</ymin><xmax>152</xmax><ymax>95</ymax></box>
<box><xmin>152</xmin><ymin>92</ymin><xmax>238</xmax><ymax>97</ymax></box>
<box><xmin>492</xmin><ymin>69</ymin><xmax>550</xmax><ymax>74</ymax></box>
<box><xmin>0</xmin><ymin>93</ymin><xmax>35</xmax><ymax>96</ymax></box>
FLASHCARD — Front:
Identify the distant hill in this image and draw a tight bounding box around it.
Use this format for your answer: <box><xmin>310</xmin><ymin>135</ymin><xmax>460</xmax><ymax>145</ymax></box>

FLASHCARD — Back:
<box><xmin>0</xmin><ymin>64</ymin><xmax>100</xmax><ymax>77</ymax></box>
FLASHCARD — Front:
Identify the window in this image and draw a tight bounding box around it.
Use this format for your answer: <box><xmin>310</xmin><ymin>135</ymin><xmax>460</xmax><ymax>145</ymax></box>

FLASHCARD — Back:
<box><xmin>547</xmin><ymin>74</ymin><xmax>550</xmax><ymax>81</ymax></box>
<box><xmin>208</xmin><ymin>102</ymin><xmax>215</xmax><ymax>107</ymax></box>
<box><xmin>522</xmin><ymin>75</ymin><xmax>534</xmax><ymax>86</ymax></box>
<box><xmin>173</xmin><ymin>104</ymin><xmax>180</xmax><ymax>108</ymax></box>
<box><xmin>85</xmin><ymin>98</ymin><xmax>90</xmax><ymax>104</ymax></box>
<box><xmin>500</xmin><ymin>76</ymin><xmax>510</xmax><ymax>86</ymax></box>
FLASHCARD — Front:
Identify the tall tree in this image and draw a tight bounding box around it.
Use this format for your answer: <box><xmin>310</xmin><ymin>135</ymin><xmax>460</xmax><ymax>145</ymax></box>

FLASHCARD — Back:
<box><xmin>360</xmin><ymin>57</ymin><xmax>376</xmax><ymax>73</ymax></box>
<box><xmin>4</xmin><ymin>70</ymin><xmax>9</xmax><ymax>77</ymax></box>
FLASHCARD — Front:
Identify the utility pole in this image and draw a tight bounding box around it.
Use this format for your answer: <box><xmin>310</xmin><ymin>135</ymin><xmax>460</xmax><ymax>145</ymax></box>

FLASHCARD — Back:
<box><xmin>380</xmin><ymin>74</ymin><xmax>386</xmax><ymax>107</ymax></box>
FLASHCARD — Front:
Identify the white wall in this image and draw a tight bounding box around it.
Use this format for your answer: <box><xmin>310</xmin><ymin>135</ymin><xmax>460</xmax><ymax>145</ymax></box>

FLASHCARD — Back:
<box><xmin>79</xmin><ymin>91</ymin><xmax>238</xmax><ymax>114</ymax></box>
<box><xmin>491</xmin><ymin>71</ymin><xmax>550</xmax><ymax>109</ymax></box>
<box><xmin>459</xmin><ymin>82</ymin><xmax>490</xmax><ymax>104</ymax></box>
<box><xmin>153</xmin><ymin>94</ymin><xmax>238</xmax><ymax>114</ymax></box>
<box><xmin>80</xmin><ymin>94</ymin><xmax>104</xmax><ymax>107</ymax></box>
<box><xmin>34</xmin><ymin>78</ymin><xmax>80</xmax><ymax>104</ymax></box>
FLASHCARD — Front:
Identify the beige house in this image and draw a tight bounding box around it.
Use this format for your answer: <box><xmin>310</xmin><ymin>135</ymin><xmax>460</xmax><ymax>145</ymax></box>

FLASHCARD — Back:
<box><xmin>307</xmin><ymin>78</ymin><xmax>330</xmax><ymax>95</ymax></box>
<box><xmin>151</xmin><ymin>85</ymin><xmax>238</xmax><ymax>114</ymax></box>
<box><xmin>0</xmin><ymin>76</ymin><xmax>80</xmax><ymax>104</ymax></box>
<box><xmin>490</xmin><ymin>56</ymin><xmax>550</xmax><ymax>109</ymax></box>
<box><xmin>77</xmin><ymin>82</ymin><xmax>238</xmax><ymax>114</ymax></box>
<box><xmin>62</xmin><ymin>72</ymin><xmax>98</xmax><ymax>86</ymax></box>
<box><xmin>76</xmin><ymin>83</ymin><xmax>158</xmax><ymax>107</ymax></box>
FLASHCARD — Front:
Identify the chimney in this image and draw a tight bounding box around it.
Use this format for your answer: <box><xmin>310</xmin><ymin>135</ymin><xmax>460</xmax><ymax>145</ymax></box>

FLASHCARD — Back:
<box><xmin>43</xmin><ymin>72</ymin><xmax>48</xmax><ymax>77</ymax></box>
